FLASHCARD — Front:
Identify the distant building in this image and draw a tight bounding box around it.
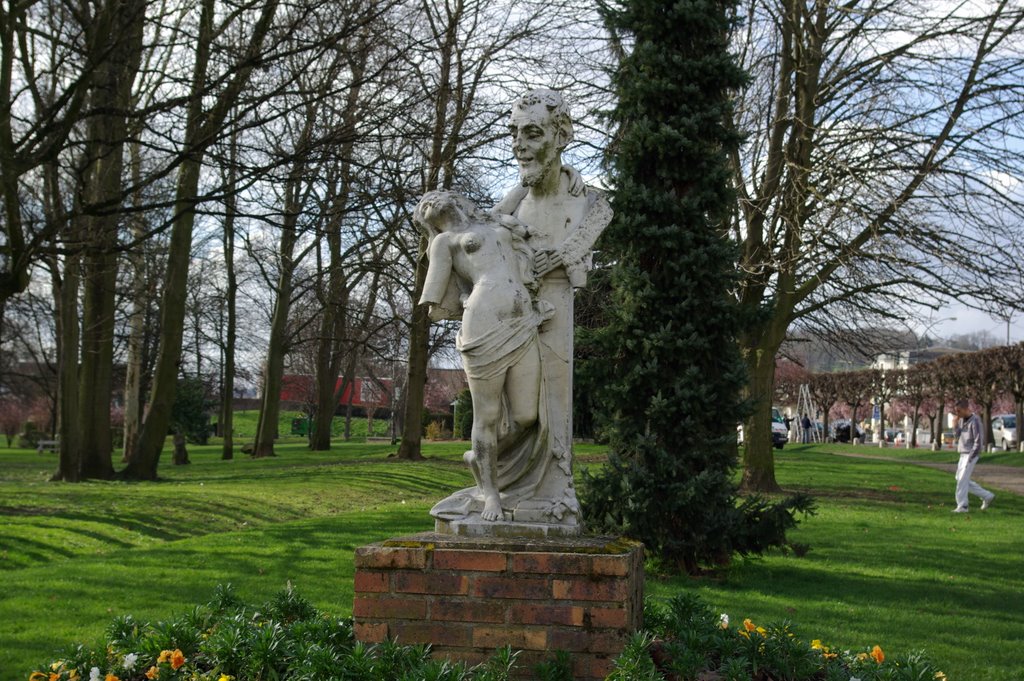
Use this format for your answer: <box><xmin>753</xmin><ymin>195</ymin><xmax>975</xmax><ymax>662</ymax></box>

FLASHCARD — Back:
<box><xmin>872</xmin><ymin>345</ymin><xmax>966</xmax><ymax>371</ymax></box>
<box><xmin>279</xmin><ymin>367</ymin><xmax>467</xmax><ymax>415</ymax></box>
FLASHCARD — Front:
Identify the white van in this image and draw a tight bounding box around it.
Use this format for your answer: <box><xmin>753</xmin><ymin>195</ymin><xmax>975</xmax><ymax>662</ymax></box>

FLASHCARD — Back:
<box><xmin>771</xmin><ymin>407</ymin><xmax>789</xmax><ymax>449</ymax></box>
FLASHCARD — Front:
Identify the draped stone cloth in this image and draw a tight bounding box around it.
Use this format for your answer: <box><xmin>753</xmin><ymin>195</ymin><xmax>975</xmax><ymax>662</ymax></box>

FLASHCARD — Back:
<box><xmin>429</xmin><ymin>306</ymin><xmax>558</xmax><ymax>521</ymax></box>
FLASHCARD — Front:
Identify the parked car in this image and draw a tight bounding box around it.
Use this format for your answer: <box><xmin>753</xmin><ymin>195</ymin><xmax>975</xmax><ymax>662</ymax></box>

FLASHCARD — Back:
<box><xmin>736</xmin><ymin>407</ymin><xmax>789</xmax><ymax>450</ymax></box>
<box><xmin>832</xmin><ymin>419</ymin><xmax>865</xmax><ymax>444</ymax></box>
<box><xmin>991</xmin><ymin>414</ymin><xmax>1017</xmax><ymax>451</ymax></box>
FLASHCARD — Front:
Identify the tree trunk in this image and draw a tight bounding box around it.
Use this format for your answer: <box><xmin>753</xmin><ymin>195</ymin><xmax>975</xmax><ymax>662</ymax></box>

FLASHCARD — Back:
<box><xmin>253</xmin><ymin>160</ymin><xmax>308</xmax><ymax>458</ymax></box>
<box><xmin>172</xmin><ymin>431</ymin><xmax>190</xmax><ymax>465</ymax></box>
<box><xmin>121</xmin><ymin>142</ymin><xmax>147</xmax><ymax>464</ymax></box>
<box><xmin>75</xmin><ymin>0</ymin><xmax>144</xmax><ymax>479</ymax></box>
<box><xmin>53</xmin><ymin>244</ymin><xmax>82</xmax><ymax>482</ymax></box>
<box><xmin>310</xmin><ymin>282</ymin><xmax>348</xmax><ymax>451</ymax></box>
<box><xmin>396</xmin><ymin>239</ymin><xmax>429</xmax><ymax>461</ymax></box>
<box><xmin>740</xmin><ymin>338</ymin><xmax>782</xmax><ymax>493</ymax></box>
<box><xmin>252</xmin><ymin>278</ymin><xmax>293</xmax><ymax>457</ymax></box>
<box><xmin>129</xmin><ymin>0</ymin><xmax>281</xmax><ymax>480</ymax></box>
<box><xmin>220</xmin><ymin>133</ymin><xmax>239</xmax><ymax>461</ymax></box>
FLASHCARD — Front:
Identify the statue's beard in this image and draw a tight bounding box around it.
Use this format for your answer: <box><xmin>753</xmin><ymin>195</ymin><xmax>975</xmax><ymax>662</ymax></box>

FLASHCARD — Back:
<box><xmin>519</xmin><ymin>164</ymin><xmax>552</xmax><ymax>187</ymax></box>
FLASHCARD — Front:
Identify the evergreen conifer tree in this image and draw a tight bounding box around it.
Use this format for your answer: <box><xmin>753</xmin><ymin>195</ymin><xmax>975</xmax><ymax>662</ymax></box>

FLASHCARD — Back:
<box><xmin>582</xmin><ymin>0</ymin><xmax>810</xmax><ymax>573</ymax></box>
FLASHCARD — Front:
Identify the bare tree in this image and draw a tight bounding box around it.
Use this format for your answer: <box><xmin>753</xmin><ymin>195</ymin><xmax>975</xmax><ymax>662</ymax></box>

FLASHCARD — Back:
<box><xmin>127</xmin><ymin>0</ymin><xmax>284</xmax><ymax>479</ymax></box>
<box><xmin>731</xmin><ymin>0</ymin><xmax>1024</xmax><ymax>490</ymax></box>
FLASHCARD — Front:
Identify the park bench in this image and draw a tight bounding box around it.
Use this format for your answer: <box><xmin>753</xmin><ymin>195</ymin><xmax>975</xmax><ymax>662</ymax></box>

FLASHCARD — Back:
<box><xmin>37</xmin><ymin>439</ymin><xmax>59</xmax><ymax>453</ymax></box>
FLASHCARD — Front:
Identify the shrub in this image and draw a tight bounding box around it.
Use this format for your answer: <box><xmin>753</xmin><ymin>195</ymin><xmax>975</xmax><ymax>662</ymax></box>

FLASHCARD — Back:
<box><xmin>453</xmin><ymin>389</ymin><xmax>473</xmax><ymax>440</ymax></box>
<box><xmin>28</xmin><ymin>585</ymin><xmax>562</xmax><ymax>681</ymax></box>
<box><xmin>622</xmin><ymin>593</ymin><xmax>949</xmax><ymax>681</ymax></box>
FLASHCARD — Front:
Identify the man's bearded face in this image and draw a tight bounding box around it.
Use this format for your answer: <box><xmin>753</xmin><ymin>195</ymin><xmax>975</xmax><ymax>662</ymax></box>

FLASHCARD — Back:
<box><xmin>510</xmin><ymin>103</ymin><xmax>561</xmax><ymax>187</ymax></box>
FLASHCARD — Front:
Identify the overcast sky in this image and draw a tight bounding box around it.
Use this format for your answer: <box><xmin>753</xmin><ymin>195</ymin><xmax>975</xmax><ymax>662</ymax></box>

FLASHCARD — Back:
<box><xmin>929</xmin><ymin>303</ymin><xmax>1024</xmax><ymax>345</ymax></box>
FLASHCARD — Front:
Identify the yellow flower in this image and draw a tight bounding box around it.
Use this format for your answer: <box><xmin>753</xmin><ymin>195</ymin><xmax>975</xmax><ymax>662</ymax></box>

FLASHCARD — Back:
<box><xmin>743</xmin><ymin>618</ymin><xmax>756</xmax><ymax>632</ymax></box>
<box><xmin>145</xmin><ymin>667</ymin><xmax>159</xmax><ymax>680</ymax></box>
<box><xmin>50</xmin><ymin>662</ymin><xmax>65</xmax><ymax>672</ymax></box>
<box><xmin>738</xmin><ymin>629</ymin><xmax>750</xmax><ymax>639</ymax></box>
<box><xmin>857</xmin><ymin>652</ymin><xmax>869</xmax><ymax>662</ymax></box>
<box><xmin>934</xmin><ymin>673</ymin><xmax>947</xmax><ymax>680</ymax></box>
<box><xmin>870</xmin><ymin>645</ymin><xmax>885</xmax><ymax>664</ymax></box>
<box><xmin>217</xmin><ymin>676</ymin><xmax>233</xmax><ymax>681</ymax></box>
<box><xmin>69</xmin><ymin>671</ymin><xmax>79</xmax><ymax>681</ymax></box>
<box><xmin>29</xmin><ymin>673</ymin><xmax>48</xmax><ymax>681</ymax></box>
<box><xmin>157</xmin><ymin>651</ymin><xmax>171</xmax><ymax>664</ymax></box>
<box><xmin>756</xmin><ymin>626</ymin><xmax>767</xmax><ymax>635</ymax></box>
<box><xmin>811</xmin><ymin>639</ymin><xmax>824</xmax><ymax>650</ymax></box>
<box><xmin>169</xmin><ymin>650</ymin><xmax>185</xmax><ymax>671</ymax></box>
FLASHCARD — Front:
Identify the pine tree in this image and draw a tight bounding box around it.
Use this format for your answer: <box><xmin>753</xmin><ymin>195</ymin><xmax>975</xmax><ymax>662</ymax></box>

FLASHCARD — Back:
<box><xmin>581</xmin><ymin>0</ymin><xmax>808</xmax><ymax>573</ymax></box>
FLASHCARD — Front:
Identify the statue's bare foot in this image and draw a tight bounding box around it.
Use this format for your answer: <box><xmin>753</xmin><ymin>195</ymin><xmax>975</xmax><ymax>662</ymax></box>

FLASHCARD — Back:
<box><xmin>481</xmin><ymin>496</ymin><xmax>504</xmax><ymax>521</ymax></box>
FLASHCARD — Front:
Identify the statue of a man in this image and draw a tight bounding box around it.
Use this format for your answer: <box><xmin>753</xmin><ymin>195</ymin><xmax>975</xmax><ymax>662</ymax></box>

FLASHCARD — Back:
<box><xmin>491</xmin><ymin>89</ymin><xmax>613</xmax><ymax>529</ymax></box>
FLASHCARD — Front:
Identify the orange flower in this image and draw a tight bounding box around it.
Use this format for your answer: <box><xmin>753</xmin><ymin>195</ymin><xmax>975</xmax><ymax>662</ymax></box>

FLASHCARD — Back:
<box><xmin>871</xmin><ymin>644</ymin><xmax>885</xmax><ymax>663</ymax></box>
<box><xmin>156</xmin><ymin>651</ymin><xmax>171</xmax><ymax>664</ymax></box>
<box><xmin>743</xmin><ymin>618</ymin><xmax>756</xmax><ymax>632</ymax></box>
<box><xmin>169</xmin><ymin>650</ymin><xmax>185</xmax><ymax>671</ymax></box>
<box><xmin>105</xmin><ymin>675</ymin><xmax>120</xmax><ymax>681</ymax></box>
<box><xmin>145</xmin><ymin>667</ymin><xmax>159</xmax><ymax>680</ymax></box>
<box><xmin>49</xmin><ymin>674</ymin><xmax>60</xmax><ymax>681</ymax></box>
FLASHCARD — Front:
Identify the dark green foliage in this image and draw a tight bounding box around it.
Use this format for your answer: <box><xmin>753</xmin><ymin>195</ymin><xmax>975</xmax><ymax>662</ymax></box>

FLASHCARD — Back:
<box><xmin>581</xmin><ymin>0</ymin><xmax>811</xmax><ymax>573</ymax></box>
<box><xmin>533</xmin><ymin>650</ymin><xmax>574</xmax><ymax>681</ymax></box>
<box><xmin>731</xmin><ymin>492</ymin><xmax>817</xmax><ymax>557</ymax></box>
<box><xmin>632</xmin><ymin>594</ymin><xmax>946</xmax><ymax>681</ymax></box>
<box><xmin>33</xmin><ymin>586</ymin><xmax>561</xmax><ymax>681</ymax></box>
<box><xmin>454</xmin><ymin>389</ymin><xmax>473</xmax><ymax>440</ymax></box>
<box><xmin>581</xmin><ymin>0</ymin><xmax>748</xmax><ymax>573</ymax></box>
<box><xmin>172</xmin><ymin>376</ymin><xmax>213</xmax><ymax>444</ymax></box>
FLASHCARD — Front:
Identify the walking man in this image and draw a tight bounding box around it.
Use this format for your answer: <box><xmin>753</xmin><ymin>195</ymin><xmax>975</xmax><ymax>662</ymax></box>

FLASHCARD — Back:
<box><xmin>952</xmin><ymin>399</ymin><xmax>995</xmax><ymax>513</ymax></box>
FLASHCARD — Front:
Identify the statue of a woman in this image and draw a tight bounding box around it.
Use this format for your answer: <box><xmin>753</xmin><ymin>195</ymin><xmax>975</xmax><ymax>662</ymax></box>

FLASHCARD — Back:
<box><xmin>415</xmin><ymin>190</ymin><xmax>553</xmax><ymax>523</ymax></box>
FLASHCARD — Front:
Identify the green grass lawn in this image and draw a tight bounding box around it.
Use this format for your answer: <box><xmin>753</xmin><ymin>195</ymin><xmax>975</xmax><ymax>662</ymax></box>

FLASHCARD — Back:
<box><xmin>1</xmin><ymin>440</ymin><xmax>1021</xmax><ymax>680</ymax></box>
<box><xmin>217</xmin><ymin>410</ymin><xmax>392</xmax><ymax>439</ymax></box>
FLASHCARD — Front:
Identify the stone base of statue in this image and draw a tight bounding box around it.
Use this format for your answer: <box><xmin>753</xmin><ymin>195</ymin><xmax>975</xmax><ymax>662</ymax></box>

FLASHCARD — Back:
<box><xmin>352</xmin><ymin>532</ymin><xmax>644</xmax><ymax>680</ymax></box>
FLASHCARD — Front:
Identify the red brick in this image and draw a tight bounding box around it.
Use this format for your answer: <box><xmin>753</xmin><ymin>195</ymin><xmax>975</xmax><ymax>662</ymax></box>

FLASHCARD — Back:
<box><xmin>587</xmin><ymin>630</ymin><xmax>629</xmax><ymax>654</ymax></box>
<box><xmin>353</xmin><ymin>596</ymin><xmax>427</xmax><ymax>620</ymax></box>
<box><xmin>353</xmin><ymin>570</ymin><xmax>389</xmax><ymax>593</ymax></box>
<box><xmin>509</xmin><ymin>604</ymin><xmax>584</xmax><ymax>626</ymax></box>
<box><xmin>393</xmin><ymin>571</ymin><xmax>467</xmax><ymax>595</ymax></box>
<box><xmin>431</xmin><ymin>599</ymin><xmax>506</xmax><ymax>623</ymax></box>
<box><xmin>512</xmin><ymin>552</ymin><xmax>591</xmax><ymax>575</ymax></box>
<box><xmin>592</xmin><ymin>555</ymin><xmax>631</xmax><ymax>577</ymax></box>
<box><xmin>391</xmin><ymin>621</ymin><xmax>472</xmax><ymax>647</ymax></box>
<box><xmin>586</xmin><ymin>606</ymin><xmax>629</xmax><ymax>629</ymax></box>
<box><xmin>355</xmin><ymin>546</ymin><xmax>426</xmax><ymax>569</ymax></box>
<box><xmin>548</xmin><ymin>627</ymin><xmax>589</xmax><ymax>652</ymax></box>
<box><xmin>576</xmin><ymin>655</ymin><xmax>615</xmax><ymax>681</ymax></box>
<box><xmin>472</xmin><ymin>625</ymin><xmax>547</xmax><ymax>651</ymax></box>
<box><xmin>433</xmin><ymin>550</ymin><xmax>507</xmax><ymax>572</ymax></box>
<box><xmin>473</xmin><ymin>575</ymin><xmax>551</xmax><ymax>599</ymax></box>
<box><xmin>353</xmin><ymin>621</ymin><xmax>388</xmax><ymax>643</ymax></box>
<box><xmin>553</xmin><ymin>578</ymin><xmax>628</xmax><ymax>602</ymax></box>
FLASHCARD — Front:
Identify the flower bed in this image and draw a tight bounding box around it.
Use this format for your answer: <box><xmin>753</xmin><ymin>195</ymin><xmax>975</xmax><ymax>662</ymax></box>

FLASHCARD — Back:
<box><xmin>28</xmin><ymin>587</ymin><xmax>948</xmax><ymax>681</ymax></box>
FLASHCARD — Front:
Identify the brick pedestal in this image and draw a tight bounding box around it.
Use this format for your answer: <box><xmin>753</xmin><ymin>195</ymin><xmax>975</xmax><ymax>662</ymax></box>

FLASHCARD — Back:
<box><xmin>353</xmin><ymin>532</ymin><xmax>644</xmax><ymax>680</ymax></box>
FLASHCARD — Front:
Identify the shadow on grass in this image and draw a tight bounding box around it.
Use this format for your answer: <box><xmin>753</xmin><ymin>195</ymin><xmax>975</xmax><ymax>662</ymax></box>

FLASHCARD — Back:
<box><xmin>0</xmin><ymin>504</ymin><xmax>435</xmax><ymax>681</ymax></box>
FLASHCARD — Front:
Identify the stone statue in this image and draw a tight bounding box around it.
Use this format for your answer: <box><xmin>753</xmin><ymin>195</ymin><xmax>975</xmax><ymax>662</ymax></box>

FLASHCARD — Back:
<box><xmin>416</xmin><ymin>190</ymin><xmax>554</xmax><ymax>523</ymax></box>
<box><xmin>421</xmin><ymin>89</ymin><xmax>612</xmax><ymax>536</ymax></box>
